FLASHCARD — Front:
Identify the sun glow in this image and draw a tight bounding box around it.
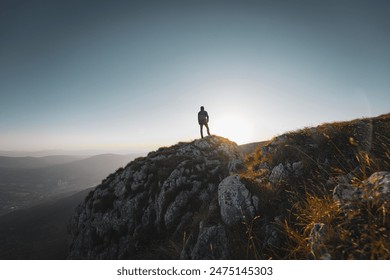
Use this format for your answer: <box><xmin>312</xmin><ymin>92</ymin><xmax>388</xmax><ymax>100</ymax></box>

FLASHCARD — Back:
<box><xmin>212</xmin><ymin>114</ymin><xmax>255</xmax><ymax>145</ymax></box>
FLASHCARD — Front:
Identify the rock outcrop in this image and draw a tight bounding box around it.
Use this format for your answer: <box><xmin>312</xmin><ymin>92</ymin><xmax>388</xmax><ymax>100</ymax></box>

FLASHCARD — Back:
<box><xmin>68</xmin><ymin>136</ymin><xmax>246</xmax><ymax>259</ymax></box>
<box><xmin>68</xmin><ymin>113</ymin><xmax>390</xmax><ymax>260</ymax></box>
<box><xmin>333</xmin><ymin>171</ymin><xmax>390</xmax><ymax>210</ymax></box>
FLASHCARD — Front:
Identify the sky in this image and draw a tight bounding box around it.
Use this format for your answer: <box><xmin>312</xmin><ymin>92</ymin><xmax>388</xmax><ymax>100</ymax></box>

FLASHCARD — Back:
<box><xmin>1</xmin><ymin>0</ymin><xmax>389</xmax><ymax>154</ymax></box>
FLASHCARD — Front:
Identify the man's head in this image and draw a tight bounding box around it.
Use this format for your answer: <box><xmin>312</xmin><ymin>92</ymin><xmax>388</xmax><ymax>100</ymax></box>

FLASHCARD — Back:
<box><xmin>200</xmin><ymin>106</ymin><xmax>204</xmax><ymax>111</ymax></box>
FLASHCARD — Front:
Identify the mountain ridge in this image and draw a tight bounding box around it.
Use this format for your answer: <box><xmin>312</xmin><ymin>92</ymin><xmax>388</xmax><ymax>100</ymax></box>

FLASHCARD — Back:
<box><xmin>68</xmin><ymin>113</ymin><xmax>389</xmax><ymax>259</ymax></box>
<box><xmin>0</xmin><ymin>155</ymin><xmax>83</xmax><ymax>169</ymax></box>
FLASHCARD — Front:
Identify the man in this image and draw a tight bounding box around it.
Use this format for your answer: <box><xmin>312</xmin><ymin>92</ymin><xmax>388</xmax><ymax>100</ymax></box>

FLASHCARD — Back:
<box><xmin>198</xmin><ymin>106</ymin><xmax>211</xmax><ymax>138</ymax></box>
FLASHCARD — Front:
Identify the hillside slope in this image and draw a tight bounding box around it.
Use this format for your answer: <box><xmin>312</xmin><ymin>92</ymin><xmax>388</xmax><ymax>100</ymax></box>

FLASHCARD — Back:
<box><xmin>242</xmin><ymin>113</ymin><xmax>390</xmax><ymax>259</ymax></box>
<box><xmin>68</xmin><ymin>136</ymin><xmax>244</xmax><ymax>259</ymax></box>
<box><xmin>0</xmin><ymin>154</ymin><xmax>137</xmax><ymax>215</ymax></box>
<box><xmin>68</xmin><ymin>113</ymin><xmax>390</xmax><ymax>259</ymax></box>
<box><xmin>0</xmin><ymin>188</ymin><xmax>91</xmax><ymax>259</ymax></box>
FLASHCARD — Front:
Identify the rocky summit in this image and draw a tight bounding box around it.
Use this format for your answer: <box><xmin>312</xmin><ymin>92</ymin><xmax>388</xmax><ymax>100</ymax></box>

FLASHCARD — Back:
<box><xmin>68</xmin><ymin>113</ymin><xmax>390</xmax><ymax>260</ymax></box>
<box><xmin>68</xmin><ymin>136</ymin><xmax>251</xmax><ymax>259</ymax></box>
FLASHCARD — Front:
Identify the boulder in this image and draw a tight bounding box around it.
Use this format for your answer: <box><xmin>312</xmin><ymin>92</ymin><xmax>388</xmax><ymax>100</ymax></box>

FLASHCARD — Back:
<box><xmin>269</xmin><ymin>163</ymin><xmax>288</xmax><ymax>184</ymax></box>
<box><xmin>218</xmin><ymin>175</ymin><xmax>256</xmax><ymax>226</ymax></box>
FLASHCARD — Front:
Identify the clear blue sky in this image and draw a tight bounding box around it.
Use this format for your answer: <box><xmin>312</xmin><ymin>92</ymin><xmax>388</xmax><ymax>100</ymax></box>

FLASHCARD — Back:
<box><xmin>1</xmin><ymin>0</ymin><xmax>389</xmax><ymax>153</ymax></box>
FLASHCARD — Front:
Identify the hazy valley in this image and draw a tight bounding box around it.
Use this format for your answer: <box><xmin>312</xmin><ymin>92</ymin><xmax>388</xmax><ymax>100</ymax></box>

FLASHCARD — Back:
<box><xmin>0</xmin><ymin>154</ymin><xmax>138</xmax><ymax>216</ymax></box>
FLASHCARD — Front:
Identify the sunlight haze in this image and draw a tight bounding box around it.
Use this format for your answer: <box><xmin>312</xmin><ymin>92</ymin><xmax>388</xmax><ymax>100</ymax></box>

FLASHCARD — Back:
<box><xmin>1</xmin><ymin>0</ymin><xmax>389</xmax><ymax>154</ymax></box>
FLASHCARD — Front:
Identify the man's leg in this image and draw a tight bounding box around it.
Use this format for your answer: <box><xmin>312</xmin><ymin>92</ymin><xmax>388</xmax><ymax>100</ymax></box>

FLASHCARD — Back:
<box><xmin>205</xmin><ymin>123</ymin><xmax>211</xmax><ymax>136</ymax></box>
<box><xmin>200</xmin><ymin>124</ymin><xmax>204</xmax><ymax>138</ymax></box>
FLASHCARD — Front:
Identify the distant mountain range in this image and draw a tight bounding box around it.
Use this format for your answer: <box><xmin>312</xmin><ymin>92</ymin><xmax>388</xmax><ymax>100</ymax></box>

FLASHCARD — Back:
<box><xmin>0</xmin><ymin>149</ymin><xmax>144</xmax><ymax>157</ymax></box>
<box><xmin>0</xmin><ymin>155</ymin><xmax>84</xmax><ymax>169</ymax></box>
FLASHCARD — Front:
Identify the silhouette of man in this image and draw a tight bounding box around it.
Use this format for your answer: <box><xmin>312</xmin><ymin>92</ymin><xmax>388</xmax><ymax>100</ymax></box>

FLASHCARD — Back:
<box><xmin>198</xmin><ymin>106</ymin><xmax>211</xmax><ymax>138</ymax></box>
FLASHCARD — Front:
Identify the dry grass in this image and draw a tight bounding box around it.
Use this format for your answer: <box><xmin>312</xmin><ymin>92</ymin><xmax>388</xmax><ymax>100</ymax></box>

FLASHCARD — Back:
<box><xmin>240</xmin><ymin>113</ymin><xmax>390</xmax><ymax>259</ymax></box>
<box><xmin>283</xmin><ymin>181</ymin><xmax>390</xmax><ymax>259</ymax></box>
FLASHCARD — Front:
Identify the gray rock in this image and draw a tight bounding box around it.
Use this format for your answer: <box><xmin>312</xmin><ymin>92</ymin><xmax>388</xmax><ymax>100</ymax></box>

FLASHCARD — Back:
<box><xmin>260</xmin><ymin>135</ymin><xmax>288</xmax><ymax>158</ymax></box>
<box><xmin>262</xmin><ymin>224</ymin><xmax>281</xmax><ymax>249</ymax></box>
<box><xmin>257</xmin><ymin>162</ymin><xmax>270</xmax><ymax>170</ymax></box>
<box><xmin>252</xmin><ymin>195</ymin><xmax>260</xmax><ymax>212</ymax></box>
<box><xmin>333</xmin><ymin>171</ymin><xmax>390</xmax><ymax>209</ymax></box>
<box><xmin>228</xmin><ymin>158</ymin><xmax>244</xmax><ymax>173</ymax></box>
<box><xmin>188</xmin><ymin>225</ymin><xmax>229</xmax><ymax>260</ymax></box>
<box><xmin>327</xmin><ymin>168</ymin><xmax>358</xmax><ymax>188</ymax></box>
<box><xmin>218</xmin><ymin>175</ymin><xmax>255</xmax><ymax>226</ymax></box>
<box><xmin>365</xmin><ymin>171</ymin><xmax>390</xmax><ymax>205</ymax></box>
<box><xmin>333</xmin><ymin>183</ymin><xmax>363</xmax><ymax>208</ymax></box>
<box><xmin>269</xmin><ymin>161</ymin><xmax>304</xmax><ymax>180</ymax></box>
<box><xmin>291</xmin><ymin>161</ymin><xmax>304</xmax><ymax>176</ymax></box>
<box><xmin>164</xmin><ymin>191</ymin><xmax>191</xmax><ymax>230</ymax></box>
<box><xmin>269</xmin><ymin>163</ymin><xmax>288</xmax><ymax>184</ymax></box>
<box><xmin>309</xmin><ymin>223</ymin><xmax>331</xmax><ymax>260</ymax></box>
